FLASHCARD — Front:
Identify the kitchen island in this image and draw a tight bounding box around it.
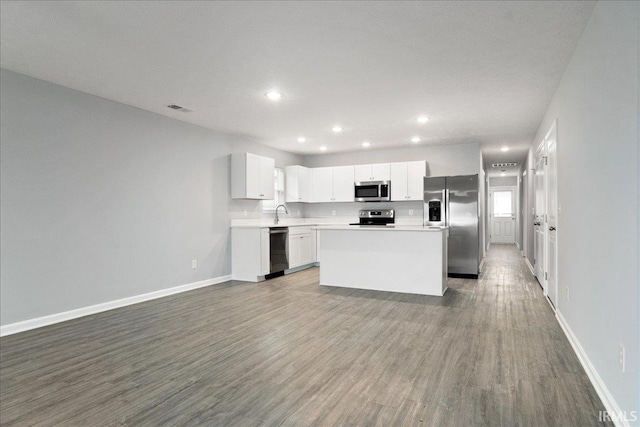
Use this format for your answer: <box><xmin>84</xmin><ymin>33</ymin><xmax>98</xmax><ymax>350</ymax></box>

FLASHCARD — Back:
<box><xmin>314</xmin><ymin>225</ymin><xmax>448</xmax><ymax>296</ymax></box>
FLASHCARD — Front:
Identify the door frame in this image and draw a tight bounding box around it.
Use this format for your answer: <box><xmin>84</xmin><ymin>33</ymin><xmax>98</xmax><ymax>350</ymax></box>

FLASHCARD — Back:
<box><xmin>534</xmin><ymin>140</ymin><xmax>547</xmax><ymax>293</ymax></box>
<box><xmin>545</xmin><ymin>120</ymin><xmax>558</xmax><ymax>308</ymax></box>
<box><xmin>532</xmin><ymin>120</ymin><xmax>559</xmax><ymax>310</ymax></box>
<box><xmin>489</xmin><ymin>185</ymin><xmax>518</xmax><ymax>244</ymax></box>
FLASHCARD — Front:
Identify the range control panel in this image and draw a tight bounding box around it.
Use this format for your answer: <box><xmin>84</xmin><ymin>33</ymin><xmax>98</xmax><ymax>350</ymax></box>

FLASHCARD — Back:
<box><xmin>359</xmin><ymin>209</ymin><xmax>395</xmax><ymax>218</ymax></box>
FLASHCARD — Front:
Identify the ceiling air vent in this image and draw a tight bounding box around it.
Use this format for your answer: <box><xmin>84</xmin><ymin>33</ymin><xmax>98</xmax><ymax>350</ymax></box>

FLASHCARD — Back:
<box><xmin>492</xmin><ymin>162</ymin><xmax>518</xmax><ymax>168</ymax></box>
<box><xmin>167</xmin><ymin>104</ymin><xmax>192</xmax><ymax>113</ymax></box>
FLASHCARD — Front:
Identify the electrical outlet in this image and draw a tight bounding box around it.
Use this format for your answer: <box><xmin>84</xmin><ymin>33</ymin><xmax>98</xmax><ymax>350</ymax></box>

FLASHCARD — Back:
<box><xmin>409</xmin><ymin>209</ymin><xmax>414</xmax><ymax>216</ymax></box>
<box><xmin>619</xmin><ymin>345</ymin><xmax>625</xmax><ymax>372</ymax></box>
<box><xmin>192</xmin><ymin>259</ymin><xmax>198</xmax><ymax>269</ymax></box>
<box><xmin>566</xmin><ymin>287</ymin><xmax>569</xmax><ymax>302</ymax></box>
<box><xmin>243</xmin><ymin>209</ymin><xmax>247</xmax><ymax>217</ymax></box>
<box><xmin>331</xmin><ymin>210</ymin><xmax>336</xmax><ymax>216</ymax></box>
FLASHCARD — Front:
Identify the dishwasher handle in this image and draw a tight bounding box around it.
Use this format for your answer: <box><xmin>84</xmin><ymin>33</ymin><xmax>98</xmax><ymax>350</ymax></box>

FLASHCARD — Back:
<box><xmin>270</xmin><ymin>228</ymin><xmax>289</xmax><ymax>234</ymax></box>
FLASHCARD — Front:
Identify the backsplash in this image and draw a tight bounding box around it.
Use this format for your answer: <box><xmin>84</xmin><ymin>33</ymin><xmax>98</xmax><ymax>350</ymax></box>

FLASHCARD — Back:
<box><xmin>303</xmin><ymin>200</ymin><xmax>423</xmax><ymax>223</ymax></box>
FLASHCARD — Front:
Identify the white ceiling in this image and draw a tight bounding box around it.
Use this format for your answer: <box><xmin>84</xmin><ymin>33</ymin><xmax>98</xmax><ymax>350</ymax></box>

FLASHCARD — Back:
<box><xmin>0</xmin><ymin>1</ymin><xmax>595</xmax><ymax>176</ymax></box>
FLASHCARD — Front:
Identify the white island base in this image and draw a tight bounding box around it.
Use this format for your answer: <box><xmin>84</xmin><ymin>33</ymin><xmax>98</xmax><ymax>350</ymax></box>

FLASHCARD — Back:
<box><xmin>316</xmin><ymin>226</ymin><xmax>448</xmax><ymax>296</ymax></box>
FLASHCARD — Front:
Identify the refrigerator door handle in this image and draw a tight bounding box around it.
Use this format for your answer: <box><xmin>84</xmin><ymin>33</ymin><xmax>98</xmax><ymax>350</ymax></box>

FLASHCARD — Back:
<box><xmin>445</xmin><ymin>189</ymin><xmax>450</xmax><ymax>226</ymax></box>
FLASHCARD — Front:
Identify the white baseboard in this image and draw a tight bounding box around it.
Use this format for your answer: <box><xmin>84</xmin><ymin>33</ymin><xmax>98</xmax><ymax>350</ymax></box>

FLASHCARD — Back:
<box><xmin>525</xmin><ymin>257</ymin><xmax>535</xmax><ymax>276</ymax></box>
<box><xmin>556</xmin><ymin>312</ymin><xmax>629</xmax><ymax>427</ymax></box>
<box><xmin>0</xmin><ymin>274</ymin><xmax>232</xmax><ymax>337</ymax></box>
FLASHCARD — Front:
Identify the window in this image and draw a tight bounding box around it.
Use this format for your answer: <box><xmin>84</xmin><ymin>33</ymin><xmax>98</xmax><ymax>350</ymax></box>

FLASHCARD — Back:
<box><xmin>262</xmin><ymin>167</ymin><xmax>285</xmax><ymax>211</ymax></box>
<box><xmin>493</xmin><ymin>190</ymin><xmax>513</xmax><ymax>217</ymax></box>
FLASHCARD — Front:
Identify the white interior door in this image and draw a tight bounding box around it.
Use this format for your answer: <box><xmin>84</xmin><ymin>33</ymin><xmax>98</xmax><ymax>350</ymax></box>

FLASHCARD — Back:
<box><xmin>490</xmin><ymin>187</ymin><xmax>516</xmax><ymax>244</ymax></box>
<box><xmin>546</xmin><ymin>121</ymin><xmax>558</xmax><ymax>307</ymax></box>
<box><xmin>534</xmin><ymin>142</ymin><xmax>546</xmax><ymax>290</ymax></box>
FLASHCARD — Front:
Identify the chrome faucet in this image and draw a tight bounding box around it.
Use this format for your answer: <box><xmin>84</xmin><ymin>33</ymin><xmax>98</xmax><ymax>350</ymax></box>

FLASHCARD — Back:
<box><xmin>274</xmin><ymin>204</ymin><xmax>289</xmax><ymax>224</ymax></box>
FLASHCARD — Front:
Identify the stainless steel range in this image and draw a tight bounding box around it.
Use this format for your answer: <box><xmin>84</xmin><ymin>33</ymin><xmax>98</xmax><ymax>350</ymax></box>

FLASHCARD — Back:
<box><xmin>350</xmin><ymin>209</ymin><xmax>395</xmax><ymax>226</ymax></box>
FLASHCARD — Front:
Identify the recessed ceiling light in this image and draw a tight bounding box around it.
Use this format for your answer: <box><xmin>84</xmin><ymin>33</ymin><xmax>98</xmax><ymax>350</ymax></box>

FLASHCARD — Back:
<box><xmin>332</xmin><ymin>126</ymin><xmax>343</xmax><ymax>133</ymax></box>
<box><xmin>265</xmin><ymin>91</ymin><xmax>282</xmax><ymax>101</ymax></box>
<box><xmin>319</xmin><ymin>146</ymin><xmax>328</xmax><ymax>151</ymax></box>
<box><xmin>297</xmin><ymin>137</ymin><xmax>306</xmax><ymax>143</ymax></box>
<box><xmin>417</xmin><ymin>116</ymin><xmax>429</xmax><ymax>123</ymax></box>
<box><xmin>411</xmin><ymin>136</ymin><xmax>421</xmax><ymax>143</ymax></box>
<box><xmin>362</xmin><ymin>141</ymin><xmax>371</xmax><ymax>148</ymax></box>
<box><xmin>501</xmin><ymin>146</ymin><xmax>510</xmax><ymax>152</ymax></box>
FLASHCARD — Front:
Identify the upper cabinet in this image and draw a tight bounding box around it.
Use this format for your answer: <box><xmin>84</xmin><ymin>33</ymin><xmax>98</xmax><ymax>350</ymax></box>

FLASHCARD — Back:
<box><xmin>390</xmin><ymin>161</ymin><xmax>427</xmax><ymax>201</ymax></box>
<box><xmin>231</xmin><ymin>153</ymin><xmax>275</xmax><ymax>200</ymax></box>
<box><xmin>285</xmin><ymin>165</ymin><xmax>310</xmax><ymax>203</ymax></box>
<box><xmin>354</xmin><ymin>163</ymin><xmax>390</xmax><ymax>182</ymax></box>
<box><xmin>310</xmin><ymin>166</ymin><xmax>355</xmax><ymax>202</ymax></box>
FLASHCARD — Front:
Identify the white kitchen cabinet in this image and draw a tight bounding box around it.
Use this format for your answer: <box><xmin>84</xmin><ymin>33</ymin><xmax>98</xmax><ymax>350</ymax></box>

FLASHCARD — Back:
<box><xmin>310</xmin><ymin>166</ymin><xmax>354</xmax><ymax>202</ymax></box>
<box><xmin>260</xmin><ymin>228</ymin><xmax>270</xmax><ymax>276</ymax></box>
<box><xmin>406</xmin><ymin>161</ymin><xmax>426</xmax><ymax>200</ymax></box>
<box><xmin>285</xmin><ymin>165</ymin><xmax>310</xmax><ymax>203</ymax></box>
<box><xmin>311</xmin><ymin>229</ymin><xmax>318</xmax><ymax>263</ymax></box>
<box><xmin>231</xmin><ymin>153</ymin><xmax>275</xmax><ymax>200</ymax></box>
<box><xmin>390</xmin><ymin>161</ymin><xmax>426</xmax><ymax>201</ymax></box>
<box><xmin>332</xmin><ymin>166</ymin><xmax>355</xmax><ymax>202</ymax></box>
<box><xmin>232</xmin><ymin>227</ymin><xmax>271</xmax><ymax>282</ymax></box>
<box><xmin>310</xmin><ymin>167</ymin><xmax>333</xmax><ymax>202</ymax></box>
<box><xmin>354</xmin><ymin>163</ymin><xmax>390</xmax><ymax>182</ymax></box>
<box><xmin>288</xmin><ymin>226</ymin><xmax>313</xmax><ymax>268</ymax></box>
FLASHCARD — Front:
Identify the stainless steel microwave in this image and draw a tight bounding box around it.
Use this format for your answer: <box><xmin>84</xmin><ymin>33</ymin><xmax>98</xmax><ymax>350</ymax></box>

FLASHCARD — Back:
<box><xmin>354</xmin><ymin>181</ymin><xmax>391</xmax><ymax>202</ymax></box>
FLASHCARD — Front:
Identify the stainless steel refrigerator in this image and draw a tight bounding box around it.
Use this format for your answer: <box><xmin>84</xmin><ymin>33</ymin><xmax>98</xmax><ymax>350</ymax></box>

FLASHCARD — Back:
<box><xmin>424</xmin><ymin>174</ymin><xmax>480</xmax><ymax>278</ymax></box>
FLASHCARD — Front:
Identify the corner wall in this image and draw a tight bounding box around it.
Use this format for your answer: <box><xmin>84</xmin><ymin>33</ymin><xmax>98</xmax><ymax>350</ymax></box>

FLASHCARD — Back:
<box><xmin>0</xmin><ymin>69</ymin><xmax>304</xmax><ymax>326</ymax></box>
<box><xmin>524</xmin><ymin>1</ymin><xmax>639</xmax><ymax>417</ymax></box>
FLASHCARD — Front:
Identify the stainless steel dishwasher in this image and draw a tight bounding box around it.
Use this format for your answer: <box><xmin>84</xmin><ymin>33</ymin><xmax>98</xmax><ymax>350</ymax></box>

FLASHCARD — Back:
<box><xmin>269</xmin><ymin>227</ymin><xmax>289</xmax><ymax>277</ymax></box>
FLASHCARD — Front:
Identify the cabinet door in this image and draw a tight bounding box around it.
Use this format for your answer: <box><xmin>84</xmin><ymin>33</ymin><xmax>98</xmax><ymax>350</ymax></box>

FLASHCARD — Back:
<box><xmin>406</xmin><ymin>161</ymin><xmax>426</xmax><ymax>200</ymax></box>
<box><xmin>310</xmin><ymin>229</ymin><xmax>317</xmax><ymax>262</ymax></box>
<box><xmin>310</xmin><ymin>167</ymin><xmax>333</xmax><ymax>202</ymax></box>
<box><xmin>332</xmin><ymin>166</ymin><xmax>355</xmax><ymax>202</ymax></box>
<box><xmin>285</xmin><ymin>166</ymin><xmax>299</xmax><ymax>203</ymax></box>
<box><xmin>371</xmin><ymin>163</ymin><xmax>391</xmax><ymax>181</ymax></box>
<box><xmin>246</xmin><ymin>154</ymin><xmax>261</xmax><ymax>199</ymax></box>
<box><xmin>288</xmin><ymin>235</ymin><xmax>301</xmax><ymax>268</ymax></box>
<box><xmin>390</xmin><ymin>162</ymin><xmax>408</xmax><ymax>201</ymax></box>
<box><xmin>259</xmin><ymin>157</ymin><xmax>275</xmax><ymax>199</ymax></box>
<box><xmin>299</xmin><ymin>234</ymin><xmax>312</xmax><ymax>265</ymax></box>
<box><xmin>354</xmin><ymin>165</ymin><xmax>372</xmax><ymax>182</ymax></box>
<box><xmin>260</xmin><ymin>228</ymin><xmax>270</xmax><ymax>275</ymax></box>
<box><xmin>298</xmin><ymin>166</ymin><xmax>310</xmax><ymax>202</ymax></box>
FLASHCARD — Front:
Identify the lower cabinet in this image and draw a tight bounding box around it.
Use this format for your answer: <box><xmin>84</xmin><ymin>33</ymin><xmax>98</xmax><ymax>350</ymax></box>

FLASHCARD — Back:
<box><xmin>260</xmin><ymin>228</ymin><xmax>270</xmax><ymax>276</ymax></box>
<box><xmin>288</xmin><ymin>226</ymin><xmax>314</xmax><ymax>269</ymax></box>
<box><xmin>232</xmin><ymin>226</ymin><xmax>318</xmax><ymax>282</ymax></box>
<box><xmin>232</xmin><ymin>227</ymin><xmax>271</xmax><ymax>282</ymax></box>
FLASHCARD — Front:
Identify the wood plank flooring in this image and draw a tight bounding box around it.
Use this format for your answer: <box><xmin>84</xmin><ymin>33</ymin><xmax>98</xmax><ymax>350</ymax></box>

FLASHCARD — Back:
<box><xmin>0</xmin><ymin>244</ymin><xmax>611</xmax><ymax>426</ymax></box>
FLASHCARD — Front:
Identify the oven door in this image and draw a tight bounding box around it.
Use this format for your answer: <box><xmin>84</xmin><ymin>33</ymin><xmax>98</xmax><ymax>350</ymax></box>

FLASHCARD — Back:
<box><xmin>354</xmin><ymin>183</ymin><xmax>381</xmax><ymax>202</ymax></box>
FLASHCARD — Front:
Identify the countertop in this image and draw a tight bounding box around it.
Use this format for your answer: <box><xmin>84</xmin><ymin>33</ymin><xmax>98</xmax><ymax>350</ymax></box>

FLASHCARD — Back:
<box><xmin>313</xmin><ymin>225</ymin><xmax>447</xmax><ymax>232</ymax></box>
<box><xmin>230</xmin><ymin>218</ymin><xmax>426</xmax><ymax>229</ymax></box>
<box><xmin>230</xmin><ymin>222</ymin><xmax>320</xmax><ymax>228</ymax></box>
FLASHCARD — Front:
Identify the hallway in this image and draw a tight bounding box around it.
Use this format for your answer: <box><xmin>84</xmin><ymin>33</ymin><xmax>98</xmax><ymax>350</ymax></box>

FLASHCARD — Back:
<box><xmin>0</xmin><ymin>244</ymin><xmax>610</xmax><ymax>426</ymax></box>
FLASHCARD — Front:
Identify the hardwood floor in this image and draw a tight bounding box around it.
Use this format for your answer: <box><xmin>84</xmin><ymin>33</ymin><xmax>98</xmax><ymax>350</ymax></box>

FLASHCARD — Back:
<box><xmin>1</xmin><ymin>244</ymin><xmax>610</xmax><ymax>426</ymax></box>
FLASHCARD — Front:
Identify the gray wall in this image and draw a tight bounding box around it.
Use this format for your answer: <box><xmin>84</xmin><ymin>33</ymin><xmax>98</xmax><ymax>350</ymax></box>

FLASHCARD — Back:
<box><xmin>488</xmin><ymin>176</ymin><xmax>517</xmax><ymax>187</ymax></box>
<box><xmin>523</xmin><ymin>2</ymin><xmax>638</xmax><ymax>414</ymax></box>
<box><xmin>0</xmin><ymin>69</ymin><xmax>304</xmax><ymax>325</ymax></box>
